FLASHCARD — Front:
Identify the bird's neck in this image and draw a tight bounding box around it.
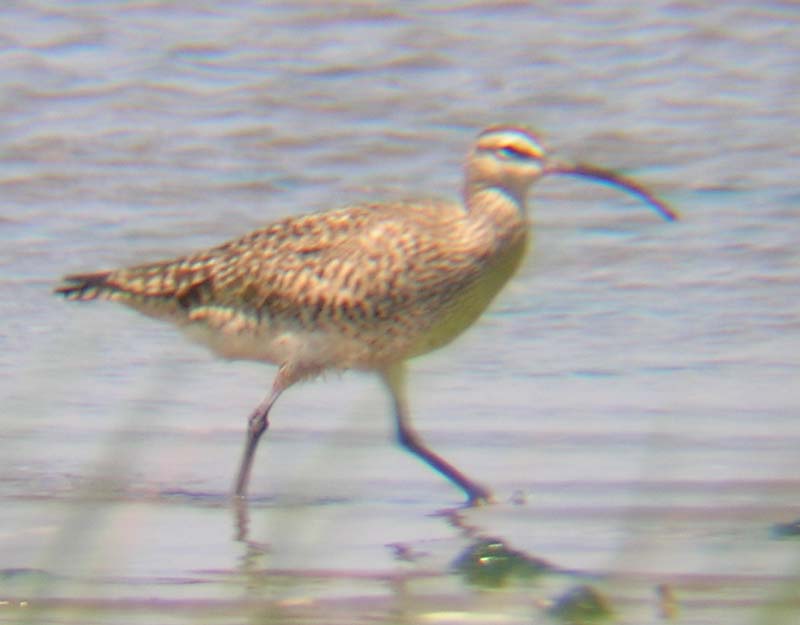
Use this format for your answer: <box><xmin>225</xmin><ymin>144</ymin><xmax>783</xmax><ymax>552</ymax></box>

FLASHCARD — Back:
<box><xmin>464</xmin><ymin>184</ymin><xmax>528</xmax><ymax>225</ymax></box>
<box><xmin>460</xmin><ymin>185</ymin><xmax>530</xmax><ymax>256</ymax></box>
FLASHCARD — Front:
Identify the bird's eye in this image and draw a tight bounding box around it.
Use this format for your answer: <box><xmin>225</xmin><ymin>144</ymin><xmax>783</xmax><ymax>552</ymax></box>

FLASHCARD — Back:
<box><xmin>498</xmin><ymin>145</ymin><xmax>533</xmax><ymax>160</ymax></box>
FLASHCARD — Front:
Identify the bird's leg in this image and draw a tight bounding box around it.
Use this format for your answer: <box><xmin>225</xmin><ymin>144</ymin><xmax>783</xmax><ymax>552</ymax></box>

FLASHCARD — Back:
<box><xmin>382</xmin><ymin>365</ymin><xmax>492</xmax><ymax>506</ymax></box>
<box><xmin>234</xmin><ymin>365</ymin><xmax>292</xmax><ymax>497</ymax></box>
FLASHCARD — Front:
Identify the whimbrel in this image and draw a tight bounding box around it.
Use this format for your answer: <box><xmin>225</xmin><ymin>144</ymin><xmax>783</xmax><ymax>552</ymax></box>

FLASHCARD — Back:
<box><xmin>55</xmin><ymin>126</ymin><xmax>677</xmax><ymax>504</ymax></box>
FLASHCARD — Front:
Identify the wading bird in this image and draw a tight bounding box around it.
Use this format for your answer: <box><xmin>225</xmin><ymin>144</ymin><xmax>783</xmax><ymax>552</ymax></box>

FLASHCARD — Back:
<box><xmin>56</xmin><ymin>125</ymin><xmax>677</xmax><ymax>505</ymax></box>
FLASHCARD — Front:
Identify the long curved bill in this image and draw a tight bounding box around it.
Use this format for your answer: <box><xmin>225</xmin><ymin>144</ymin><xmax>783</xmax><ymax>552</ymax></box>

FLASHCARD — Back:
<box><xmin>545</xmin><ymin>160</ymin><xmax>679</xmax><ymax>222</ymax></box>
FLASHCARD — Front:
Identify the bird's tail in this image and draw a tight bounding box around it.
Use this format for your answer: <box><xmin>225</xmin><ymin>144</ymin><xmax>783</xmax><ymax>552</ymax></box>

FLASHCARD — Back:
<box><xmin>54</xmin><ymin>271</ymin><xmax>117</xmax><ymax>301</ymax></box>
<box><xmin>54</xmin><ymin>261</ymin><xmax>215</xmax><ymax>321</ymax></box>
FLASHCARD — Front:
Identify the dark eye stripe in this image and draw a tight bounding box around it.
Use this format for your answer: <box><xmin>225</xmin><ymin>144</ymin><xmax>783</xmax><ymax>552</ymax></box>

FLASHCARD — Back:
<box><xmin>499</xmin><ymin>145</ymin><xmax>534</xmax><ymax>160</ymax></box>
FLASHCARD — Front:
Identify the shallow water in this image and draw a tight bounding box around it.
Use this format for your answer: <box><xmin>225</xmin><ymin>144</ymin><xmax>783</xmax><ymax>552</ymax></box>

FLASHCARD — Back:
<box><xmin>1</xmin><ymin>1</ymin><xmax>799</xmax><ymax>624</ymax></box>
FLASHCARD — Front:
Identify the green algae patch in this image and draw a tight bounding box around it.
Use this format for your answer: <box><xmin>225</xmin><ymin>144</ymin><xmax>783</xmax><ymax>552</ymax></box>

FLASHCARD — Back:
<box><xmin>452</xmin><ymin>538</ymin><xmax>552</xmax><ymax>588</ymax></box>
<box><xmin>547</xmin><ymin>585</ymin><xmax>614</xmax><ymax>625</ymax></box>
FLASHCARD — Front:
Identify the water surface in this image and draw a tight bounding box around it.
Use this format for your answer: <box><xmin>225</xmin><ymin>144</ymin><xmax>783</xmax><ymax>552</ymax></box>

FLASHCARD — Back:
<box><xmin>1</xmin><ymin>2</ymin><xmax>799</xmax><ymax>624</ymax></box>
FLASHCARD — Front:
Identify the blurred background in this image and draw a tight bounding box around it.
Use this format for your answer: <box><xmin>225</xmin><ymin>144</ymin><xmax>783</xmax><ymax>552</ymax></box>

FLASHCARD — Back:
<box><xmin>1</xmin><ymin>1</ymin><xmax>798</xmax><ymax>623</ymax></box>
